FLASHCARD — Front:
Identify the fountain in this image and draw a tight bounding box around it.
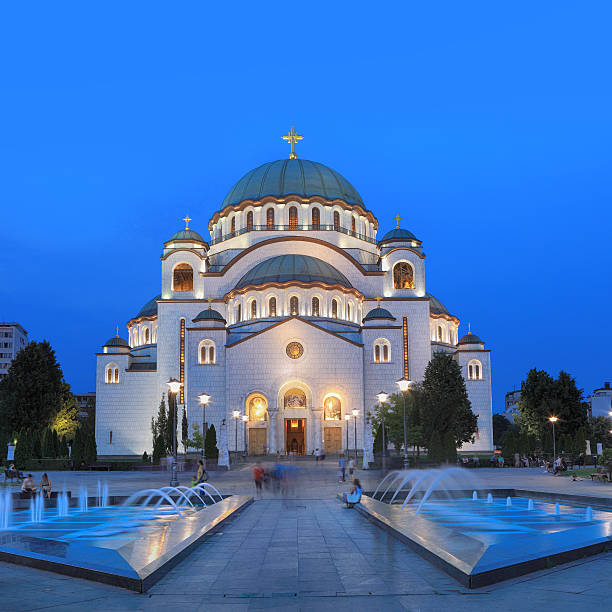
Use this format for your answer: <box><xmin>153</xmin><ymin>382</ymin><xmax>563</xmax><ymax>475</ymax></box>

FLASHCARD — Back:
<box><xmin>0</xmin><ymin>479</ymin><xmax>250</xmax><ymax>592</ymax></box>
<box><xmin>354</xmin><ymin>467</ymin><xmax>612</xmax><ymax>588</ymax></box>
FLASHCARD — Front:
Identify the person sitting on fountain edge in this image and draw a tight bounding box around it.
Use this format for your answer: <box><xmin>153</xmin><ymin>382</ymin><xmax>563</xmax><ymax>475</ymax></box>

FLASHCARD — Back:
<box><xmin>21</xmin><ymin>474</ymin><xmax>36</xmax><ymax>496</ymax></box>
<box><xmin>40</xmin><ymin>473</ymin><xmax>52</xmax><ymax>498</ymax></box>
<box><xmin>342</xmin><ymin>479</ymin><xmax>363</xmax><ymax>508</ymax></box>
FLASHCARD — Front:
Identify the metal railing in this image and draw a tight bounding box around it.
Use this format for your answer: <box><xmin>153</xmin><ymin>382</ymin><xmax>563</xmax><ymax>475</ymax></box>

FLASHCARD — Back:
<box><xmin>209</xmin><ymin>224</ymin><xmax>378</xmax><ymax>246</ymax></box>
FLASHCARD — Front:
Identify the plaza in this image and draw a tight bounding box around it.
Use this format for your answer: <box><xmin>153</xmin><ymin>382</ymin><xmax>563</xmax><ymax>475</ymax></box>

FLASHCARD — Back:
<box><xmin>1</xmin><ymin>464</ymin><xmax>612</xmax><ymax>611</ymax></box>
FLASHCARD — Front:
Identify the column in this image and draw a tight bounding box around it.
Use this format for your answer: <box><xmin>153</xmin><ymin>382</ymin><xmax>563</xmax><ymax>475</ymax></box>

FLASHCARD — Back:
<box><xmin>268</xmin><ymin>408</ymin><xmax>278</xmax><ymax>454</ymax></box>
<box><xmin>312</xmin><ymin>407</ymin><xmax>323</xmax><ymax>453</ymax></box>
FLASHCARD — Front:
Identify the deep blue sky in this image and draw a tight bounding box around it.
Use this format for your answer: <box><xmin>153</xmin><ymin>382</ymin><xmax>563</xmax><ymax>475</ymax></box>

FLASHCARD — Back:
<box><xmin>1</xmin><ymin>2</ymin><xmax>610</xmax><ymax>412</ymax></box>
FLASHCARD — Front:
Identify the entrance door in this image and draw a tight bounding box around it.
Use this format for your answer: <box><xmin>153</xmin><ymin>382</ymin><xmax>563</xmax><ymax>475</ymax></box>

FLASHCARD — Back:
<box><xmin>324</xmin><ymin>427</ymin><xmax>342</xmax><ymax>454</ymax></box>
<box><xmin>249</xmin><ymin>428</ymin><xmax>267</xmax><ymax>455</ymax></box>
<box><xmin>285</xmin><ymin>418</ymin><xmax>306</xmax><ymax>455</ymax></box>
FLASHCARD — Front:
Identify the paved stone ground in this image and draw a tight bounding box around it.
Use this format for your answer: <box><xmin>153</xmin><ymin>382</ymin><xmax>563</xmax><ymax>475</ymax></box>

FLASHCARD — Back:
<box><xmin>1</xmin><ymin>463</ymin><xmax>612</xmax><ymax>610</ymax></box>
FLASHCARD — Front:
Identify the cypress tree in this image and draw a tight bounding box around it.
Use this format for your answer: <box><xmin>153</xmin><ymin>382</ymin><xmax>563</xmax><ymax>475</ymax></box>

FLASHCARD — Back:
<box><xmin>206</xmin><ymin>424</ymin><xmax>219</xmax><ymax>459</ymax></box>
<box><xmin>32</xmin><ymin>429</ymin><xmax>42</xmax><ymax>459</ymax></box>
<box><xmin>181</xmin><ymin>407</ymin><xmax>188</xmax><ymax>454</ymax></box>
<box><xmin>443</xmin><ymin>431</ymin><xmax>457</xmax><ymax>463</ymax></box>
<box><xmin>152</xmin><ymin>434</ymin><xmax>165</xmax><ymax>464</ymax></box>
<box><xmin>71</xmin><ymin>428</ymin><xmax>83</xmax><ymax>467</ymax></box>
<box><xmin>59</xmin><ymin>435</ymin><xmax>69</xmax><ymax>458</ymax></box>
<box><xmin>52</xmin><ymin>429</ymin><xmax>60</xmax><ymax>458</ymax></box>
<box><xmin>428</xmin><ymin>431</ymin><xmax>443</xmax><ymax>463</ymax></box>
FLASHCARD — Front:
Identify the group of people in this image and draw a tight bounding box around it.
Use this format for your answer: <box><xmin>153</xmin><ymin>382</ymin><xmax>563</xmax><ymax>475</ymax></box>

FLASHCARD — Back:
<box><xmin>548</xmin><ymin>456</ymin><xmax>568</xmax><ymax>475</ymax></box>
<box><xmin>20</xmin><ymin>473</ymin><xmax>52</xmax><ymax>498</ymax></box>
<box><xmin>337</xmin><ymin>453</ymin><xmax>355</xmax><ymax>482</ymax></box>
<box><xmin>252</xmin><ymin>462</ymin><xmax>300</xmax><ymax>499</ymax></box>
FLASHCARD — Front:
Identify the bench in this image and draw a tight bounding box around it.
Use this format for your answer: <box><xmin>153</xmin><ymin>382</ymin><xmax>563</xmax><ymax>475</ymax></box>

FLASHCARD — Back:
<box><xmin>590</xmin><ymin>468</ymin><xmax>609</xmax><ymax>482</ymax></box>
<box><xmin>88</xmin><ymin>462</ymin><xmax>112</xmax><ymax>471</ymax></box>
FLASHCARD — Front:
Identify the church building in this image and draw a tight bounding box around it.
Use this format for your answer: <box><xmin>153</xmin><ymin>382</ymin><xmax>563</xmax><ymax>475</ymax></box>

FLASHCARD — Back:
<box><xmin>95</xmin><ymin>129</ymin><xmax>493</xmax><ymax>461</ymax></box>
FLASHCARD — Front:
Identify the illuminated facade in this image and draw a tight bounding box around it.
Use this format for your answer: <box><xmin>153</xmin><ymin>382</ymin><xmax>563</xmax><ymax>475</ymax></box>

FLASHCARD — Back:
<box><xmin>95</xmin><ymin>135</ymin><xmax>493</xmax><ymax>457</ymax></box>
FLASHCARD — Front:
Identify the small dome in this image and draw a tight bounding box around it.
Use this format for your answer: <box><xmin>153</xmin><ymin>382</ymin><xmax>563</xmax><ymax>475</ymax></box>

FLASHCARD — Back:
<box><xmin>379</xmin><ymin>227</ymin><xmax>418</xmax><ymax>244</ymax></box>
<box><xmin>193</xmin><ymin>309</ymin><xmax>226</xmax><ymax>323</ymax></box>
<box><xmin>103</xmin><ymin>336</ymin><xmax>130</xmax><ymax>348</ymax></box>
<box><xmin>235</xmin><ymin>254</ymin><xmax>352</xmax><ymax>290</ymax></box>
<box><xmin>363</xmin><ymin>307</ymin><xmax>396</xmax><ymax>322</ymax></box>
<box><xmin>220</xmin><ymin>159</ymin><xmax>365</xmax><ymax>209</ymax></box>
<box><xmin>134</xmin><ymin>295</ymin><xmax>160</xmax><ymax>319</ymax></box>
<box><xmin>167</xmin><ymin>229</ymin><xmax>206</xmax><ymax>243</ymax></box>
<box><xmin>427</xmin><ymin>294</ymin><xmax>451</xmax><ymax>316</ymax></box>
<box><xmin>458</xmin><ymin>333</ymin><xmax>484</xmax><ymax>345</ymax></box>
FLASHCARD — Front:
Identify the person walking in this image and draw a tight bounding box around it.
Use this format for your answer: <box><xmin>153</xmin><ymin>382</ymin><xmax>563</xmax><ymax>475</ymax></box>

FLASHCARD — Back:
<box><xmin>253</xmin><ymin>462</ymin><xmax>265</xmax><ymax>498</ymax></box>
<box><xmin>348</xmin><ymin>457</ymin><xmax>355</xmax><ymax>478</ymax></box>
<box><xmin>194</xmin><ymin>459</ymin><xmax>208</xmax><ymax>485</ymax></box>
<box><xmin>338</xmin><ymin>454</ymin><xmax>346</xmax><ymax>482</ymax></box>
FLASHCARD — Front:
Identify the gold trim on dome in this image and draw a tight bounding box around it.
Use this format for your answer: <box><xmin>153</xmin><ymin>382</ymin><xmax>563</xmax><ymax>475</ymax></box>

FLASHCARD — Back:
<box><xmin>224</xmin><ymin>280</ymin><xmax>364</xmax><ymax>300</ymax></box>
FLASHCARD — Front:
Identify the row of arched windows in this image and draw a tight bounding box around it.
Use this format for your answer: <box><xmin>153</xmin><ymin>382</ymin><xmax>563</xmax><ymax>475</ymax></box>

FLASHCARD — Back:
<box><xmin>218</xmin><ymin>207</ymin><xmax>372</xmax><ymax>239</ymax></box>
<box><xmin>434</xmin><ymin>325</ymin><xmax>457</xmax><ymax>345</ymax></box>
<box><xmin>373</xmin><ymin>339</ymin><xmax>391</xmax><ymax>363</ymax></box>
<box><xmin>236</xmin><ymin>295</ymin><xmax>354</xmax><ymax>322</ymax></box>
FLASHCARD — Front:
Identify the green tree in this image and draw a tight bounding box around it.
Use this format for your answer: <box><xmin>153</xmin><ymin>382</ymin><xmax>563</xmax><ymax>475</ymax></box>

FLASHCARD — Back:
<box><xmin>493</xmin><ymin>414</ymin><xmax>517</xmax><ymax>447</ymax></box>
<box><xmin>421</xmin><ymin>353</ymin><xmax>477</xmax><ymax>447</ymax></box>
<box><xmin>516</xmin><ymin>369</ymin><xmax>555</xmax><ymax>439</ymax></box>
<box><xmin>181</xmin><ymin>407</ymin><xmax>189</xmax><ymax>454</ymax></box>
<box><xmin>152</xmin><ymin>433</ymin><xmax>166</xmax><ymax>464</ymax></box>
<box><xmin>32</xmin><ymin>429</ymin><xmax>42</xmax><ymax>459</ymax></box>
<box><xmin>0</xmin><ymin>341</ymin><xmax>70</xmax><ymax>434</ymax></box>
<box><xmin>71</xmin><ymin>428</ymin><xmax>84</xmax><ymax>467</ymax></box>
<box><xmin>588</xmin><ymin>416</ymin><xmax>612</xmax><ymax>449</ymax></box>
<box><xmin>52</xmin><ymin>395</ymin><xmax>80</xmax><ymax>440</ymax></box>
<box><xmin>443</xmin><ymin>431</ymin><xmax>457</xmax><ymax>463</ymax></box>
<box><xmin>187</xmin><ymin>424</ymin><xmax>203</xmax><ymax>452</ymax></box>
<box><xmin>59</xmin><ymin>435</ymin><xmax>69</xmax><ymax>458</ymax></box>
<box><xmin>503</xmin><ymin>431</ymin><xmax>516</xmax><ymax>459</ymax></box>
<box><xmin>52</xmin><ymin>429</ymin><xmax>60</xmax><ymax>458</ymax></box>
<box><xmin>554</xmin><ymin>371</ymin><xmax>587</xmax><ymax>436</ymax></box>
<box><xmin>42</xmin><ymin>428</ymin><xmax>55</xmax><ymax>458</ymax></box>
<box><xmin>14</xmin><ymin>429</ymin><xmax>31</xmax><ymax>467</ymax></box>
<box><xmin>205</xmin><ymin>424</ymin><xmax>218</xmax><ymax>459</ymax></box>
<box><xmin>428</xmin><ymin>431</ymin><xmax>443</xmax><ymax>462</ymax></box>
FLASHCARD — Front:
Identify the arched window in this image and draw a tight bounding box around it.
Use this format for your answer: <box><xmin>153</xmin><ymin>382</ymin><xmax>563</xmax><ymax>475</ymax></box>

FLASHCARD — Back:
<box><xmin>248</xmin><ymin>394</ymin><xmax>267</xmax><ymax>421</ymax></box>
<box><xmin>351</xmin><ymin>217</ymin><xmax>356</xmax><ymax>233</ymax></box>
<box><xmin>269</xmin><ymin>296</ymin><xmax>277</xmax><ymax>317</ymax></box>
<box><xmin>312</xmin><ymin>208</ymin><xmax>320</xmax><ymax>229</ymax></box>
<box><xmin>333</xmin><ymin>211</ymin><xmax>340</xmax><ymax>230</ymax></box>
<box><xmin>105</xmin><ymin>363</ymin><xmax>119</xmax><ymax>384</ymax></box>
<box><xmin>284</xmin><ymin>388</ymin><xmax>306</xmax><ymax>408</ymax></box>
<box><xmin>173</xmin><ymin>263</ymin><xmax>193</xmax><ymax>291</ymax></box>
<box><xmin>312</xmin><ymin>297</ymin><xmax>320</xmax><ymax>316</ymax></box>
<box><xmin>266</xmin><ymin>208</ymin><xmax>274</xmax><ymax>229</ymax></box>
<box><xmin>289</xmin><ymin>296</ymin><xmax>299</xmax><ymax>316</ymax></box>
<box><xmin>393</xmin><ymin>262</ymin><xmax>414</xmax><ymax>289</ymax></box>
<box><xmin>468</xmin><ymin>359</ymin><xmax>483</xmax><ymax>380</ymax></box>
<box><xmin>144</xmin><ymin>328</ymin><xmax>150</xmax><ymax>344</ymax></box>
<box><xmin>324</xmin><ymin>396</ymin><xmax>341</xmax><ymax>420</ymax></box>
<box><xmin>331</xmin><ymin>298</ymin><xmax>339</xmax><ymax>318</ymax></box>
<box><xmin>246</xmin><ymin>211</ymin><xmax>253</xmax><ymax>230</ymax></box>
<box><xmin>250</xmin><ymin>300</ymin><xmax>257</xmax><ymax>319</ymax></box>
<box><xmin>437</xmin><ymin>326</ymin><xmax>443</xmax><ymax>342</ymax></box>
<box><xmin>347</xmin><ymin>303</ymin><xmax>352</xmax><ymax>321</ymax></box>
<box><xmin>289</xmin><ymin>206</ymin><xmax>298</xmax><ymax>229</ymax></box>
<box><xmin>199</xmin><ymin>340</ymin><xmax>216</xmax><ymax>364</ymax></box>
<box><xmin>237</xmin><ymin>304</ymin><xmax>241</xmax><ymax>322</ymax></box>
<box><xmin>230</xmin><ymin>216</ymin><xmax>236</xmax><ymax>234</ymax></box>
<box><xmin>373</xmin><ymin>339</ymin><xmax>391</xmax><ymax>363</ymax></box>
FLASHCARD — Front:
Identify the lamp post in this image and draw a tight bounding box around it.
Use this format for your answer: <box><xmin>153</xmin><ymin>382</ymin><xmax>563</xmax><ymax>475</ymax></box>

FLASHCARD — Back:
<box><xmin>242</xmin><ymin>414</ymin><xmax>248</xmax><ymax>456</ymax></box>
<box><xmin>352</xmin><ymin>409</ymin><xmax>359</xmax><ymax>462</ymax></box>
<box><xmin>549</xmin><ymin>416</ymin><xmax>558</xmax><ymax>459</ymax></box>
<box><xmin>167</xmin><ymin>378</ymin><xmax>183</xmax><ymax>487</ymax></box>
<box><xmin>376</xmin><ymin>391</ymin><xmax>389</xmax><ymax>473</ymax></box>
<box><xmin>396</xmin><ymin>377</ymin><xmax>413</xmax><ymax>470</ymax></box>
<box><xmin>344</xmin><ymin>414</ymin><xmax>350</xmax><ymax>455</ymax></box>
<box><xmin>198</xmin><ymin>393</ymin><xmax>211</xmax><ymax>466</ymax></box>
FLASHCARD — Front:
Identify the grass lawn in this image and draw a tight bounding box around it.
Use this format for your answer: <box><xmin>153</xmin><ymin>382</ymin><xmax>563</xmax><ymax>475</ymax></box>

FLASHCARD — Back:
<box><xmin>560</xmin><ymin>467</ymin><xmax>597</xmax><ymax>477</ymax></box>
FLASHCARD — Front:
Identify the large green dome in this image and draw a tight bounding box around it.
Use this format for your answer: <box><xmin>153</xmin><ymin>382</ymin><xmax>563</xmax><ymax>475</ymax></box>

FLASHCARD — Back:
<box><xmin>220</xmin><ymin>159</ymin><xmax>364</xmax><ymax>209</ymax></box>
<box><xmin>235</xmin><ymin>254</ymin><xmax>352</xmax><ymax>290</ymax></box>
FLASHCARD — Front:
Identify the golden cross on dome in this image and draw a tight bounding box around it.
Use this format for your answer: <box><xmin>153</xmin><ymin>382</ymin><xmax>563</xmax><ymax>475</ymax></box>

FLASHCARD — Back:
<box><xmin>183</xmin><ymin>215</ymin><xmax>192</xmax><ymax>230</ymax></box>
<box><xmin>394</xmin><ymin>214</ymin><xmax>402</xmax><ymax>229</ymax></box>
<box><xmin>376</xmin><ymin>296</ymin><xmax>382</xmax><ymax>307</ymax></box>
<box><xmin>281</xmin><ymin>126</ymin><xmax>303</xmax><ymax>159</ymax></box>
<box><xmin>468</xmin><ymin>322</ymin><xmax>471</xmax><ymax>334</ymax></box>
<box><xmin>116</xmin><ymin>325</ymin><xmax>119</xmax><ymax>338</ymax></box>
<box><xmin>207</xmin><ymin>297</ymin><xmax>213</xmax><ymax>310</ymax></box>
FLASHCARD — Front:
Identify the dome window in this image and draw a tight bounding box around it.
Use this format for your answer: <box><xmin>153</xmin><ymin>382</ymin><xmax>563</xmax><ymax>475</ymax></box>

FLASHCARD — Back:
<box><xmin>199</xmin><ymin>340</ymin><xmax>216</xmax><ymax>365</ymax></box>
<box><xmin>105</xmin><ymin>363</ymin><xmax>119</xmax><ymax>384</ymax></box>
<box><xmin>468</xmin><ymin>359</ymin><xmax>483</xmax><ymax>380</ymax></box>
<box><xmin>331</xmin><ymin>298</ymin><xmax>339</xmax><ymax>318</ymax></box>
<box><xmin>230</xmin><ymin>216</ymin><xmax>236</xmax><ymax>234</ymax></box>
<box><xmin>333</xmin><ymin>211</ymin><xmax>340</xmax><ymax>230</ymax></box>
<box><xmin>289</xmin><ymin>206</ymin><xmax>298</xmax><ymax>229</ymax></box>
<box><xmin>269</xmin><ymin>297</ymin><xmax>277</xmax><ymax>317</ymax></box>
<box><xmin>351</xmin><ymin>217</ymin><xmax>356</xmax><ymax>234</ymax></box>
<box><xmin>290</xmin><ymin>296</ymin><xmax>299</xmax><ymax>316</ymax></box>
<box><xmin>312</xmin><ymin>297</ymin><xmax>320</xmax><ymax>316</ymax></box>
<box><xmin>246</xmin><ymin>211</ymin><xmax>253</xmax><ymax>230</ymax></box>
<box><xmin>373</xmin><ymin>339</ymin><xmax>391</xmax><ymax>363</ymax></box>
<box><xmin>266</xmin><ymin>208</ymin><xmax>275</xmax><ymax>229</ymax></box>
<box><xmin>393</xmin><ymin>262</ymin><xmax>414</xmax><ymax>290</ymax></box>
<box><xmin>250</xmin><ymin>300</ymin><xmax>257</xmax><ymax>319</ymax></box>
<box><xmin>312</xmin><ymin>208</ymin><xmax>320</xmax><ymax>230</ymax></box>
<box><xmin>173</xmin><ymin>263</ymin><xmax>193</xmax><ymax>292</ymax></box>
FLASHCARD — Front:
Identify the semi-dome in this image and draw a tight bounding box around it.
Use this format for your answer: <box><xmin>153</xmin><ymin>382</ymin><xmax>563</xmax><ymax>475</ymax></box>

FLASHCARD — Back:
<box><xmin>193</xmin><ymin>309</ymin><xmax>226</xmax><ymax>323</ymax></box>
<box><xmin>235</xmin><ymin>254</ymin><xmax>352</xmax><ymax>290</ymax></box>
<box><xmin>166</xmin><ymin>229</ymin><xmax>206</xmax><ymax>243</ymax></box>
<box><xmin>379</xmin><ymin>227</ymin><xmax>418</xmax><ymax>244</ymax></box>
<box><xmin>220</xmin><ymin>159</ymin><xmax>365</xmax><ymax>209</ymax></box>
<box><xmin>134</xmin><ymin>295</ymin><xmax>160</xmax><ymax>319</ymax></box>
<box><xmin>103</xmin><ymin>336</ymin><xmax>130</xmax><ymax>348</ymax></box>
<box><xmin>427</xmin><ymin>294</ymin><xmax>451</xmax><ymax>317</ymax></box>
<box><xmin>363</xmin><ymin>307</ymin><xmax>396</xmax><ymax>322</ymax></box>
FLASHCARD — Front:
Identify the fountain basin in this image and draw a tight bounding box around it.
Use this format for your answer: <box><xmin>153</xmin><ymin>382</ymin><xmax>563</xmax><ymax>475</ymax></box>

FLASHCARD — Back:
<box><xmin>352</xmin><ymin>490</ymin><xmax>612</xmax><ymax>588</ymax></box>
<box><xmin>0</xmin><ymin>494</ymin><xmax>252</xmax><ymax>591</ymax></box>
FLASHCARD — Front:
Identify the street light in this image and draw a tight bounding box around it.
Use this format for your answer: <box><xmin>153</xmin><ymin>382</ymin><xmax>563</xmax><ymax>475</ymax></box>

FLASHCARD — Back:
<box><xmin>242</xmin><ymin>414</ymin><xmax>249</xmax><ymax>456</ymax></box>
<box><xmin>344</xmin><ymin>414</ymin><xmax>350</xmax><ymax>455</ymax></box>
<box><xmin>167</xmin><ymin>378</ymin><xmax>183</xmax><ymax>487</ymax></box>
<box><xmin>376</xmin><ymin>391</ymin><xmax>389</xmax><ymax>473</ymax></box>
<box><xmin>198</xmin><ymin>393</ymin><xmax>211</xmax><ymax>466</ymax></box>
<box><xmin>396</xmin><ymin>377</ymin><xmax>413</xmax><ymax>470</ymax></box>
<box><xmin>549</xmin><ymin>416</ymin><xmax>558</xmax><ymax>459</ymax></box>
<box><xmin>232</xmin><ymin>410</ymin><xmax>240</xmax><ymax>464</ymax></box>
<box><xmin>352</xmin><ymin>409</ymin><xmax>359</xmax><ymax>462</ymax></box>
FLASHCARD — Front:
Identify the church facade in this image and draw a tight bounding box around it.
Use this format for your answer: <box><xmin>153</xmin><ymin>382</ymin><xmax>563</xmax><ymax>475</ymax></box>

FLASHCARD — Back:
<box><xmin>95</xmin><ymin>134</ymin><xmax>493</xmax><ymax>460</ymax></box>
